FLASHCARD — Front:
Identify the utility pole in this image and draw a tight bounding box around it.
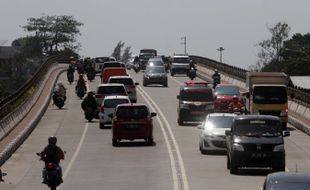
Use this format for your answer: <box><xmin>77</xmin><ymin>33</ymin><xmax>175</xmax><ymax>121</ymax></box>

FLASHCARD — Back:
<box><xmin>181</xmin><ymin>36</ymin><xmax>187</xmax><ymax>55</ymax></box>
<box><xmin>217</xmin><ymin>47</ymin><xmax>224</xmax><ymax>63</ymax></box>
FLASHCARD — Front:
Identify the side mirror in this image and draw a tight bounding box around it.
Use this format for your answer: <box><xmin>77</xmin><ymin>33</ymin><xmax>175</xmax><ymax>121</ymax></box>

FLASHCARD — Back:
<box><xmin>108</xmin><ymin>113</ymin><xmax>114</xmax><ymax>118</ymax></box>
<box><xmin>177</xmin><ymin>95</ymin><xmax>180</xmax><ymax>99</ymax></box>
<box><xmin>151</xmin><ymin>112</ymin><xmax>157</xmax><ymax>117</ymax></box>
<box><xmin>135</xmin><ymin>82</ymin><xmax>139</xmax><ymax>86</ymax></box>
<box><xmin>283</xmin><ymin>131</ymin><xmax>290</xmax><ymax>137</ymax></box>
<box><xmin>225</xmin><ymin>130</ymin><xmax>231</xmax><ymax>136</ymax></box>
<box><xmin>197</xmin><ymin>124</ymin><xmax>204</xmax><ymax>129</ymax></box>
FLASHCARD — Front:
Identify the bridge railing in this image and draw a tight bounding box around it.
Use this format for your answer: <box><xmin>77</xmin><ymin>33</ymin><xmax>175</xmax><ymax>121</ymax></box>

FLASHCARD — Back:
<box><xmin>190</xmin><ymin>55</ymin><xmax>310</xmax><ymax>107</ymax></box>
<box><xmin>0</xmin><ymin>56</ymin><xmax>59</xmax><ymax>140</ymax></box>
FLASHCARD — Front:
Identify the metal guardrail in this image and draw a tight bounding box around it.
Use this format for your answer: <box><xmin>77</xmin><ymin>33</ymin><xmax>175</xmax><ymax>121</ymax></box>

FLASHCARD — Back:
<box><xmin>190</xmin><ymin>55</ymin><xmax>310</xmax><ymax>107</ymax></box>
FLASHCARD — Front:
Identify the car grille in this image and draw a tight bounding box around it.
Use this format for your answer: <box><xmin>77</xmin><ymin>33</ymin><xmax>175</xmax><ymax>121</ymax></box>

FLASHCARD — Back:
<box><xmin>212</xmin><ymin>140</ymin><xmax>227</xmax><ymax>148</ymax></box>
<box><xmin>242</xmin><ymin>144</ymin><xmax>275</xmax><ymax>152</ymax></box>
<box><xmin>259</xmin><ymin>110</ymin><xmax>281</xmax><ymax>117</ymax></box>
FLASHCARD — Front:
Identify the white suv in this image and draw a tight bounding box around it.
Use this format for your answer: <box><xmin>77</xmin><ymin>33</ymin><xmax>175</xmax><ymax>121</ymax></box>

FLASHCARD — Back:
<box><xmin>108</xmin><ymin>76</ymin><xmax>139</xmax><ymax>103</ymax></box>
<box><xmin>170</xmin><ymin>55</ymin><xmax>191</xmax><ymax>76</ymax></box>
<box><xmin>99</xmin><ymin>95</ymin><xmax>130</xmax><ymax>129</ymax></box>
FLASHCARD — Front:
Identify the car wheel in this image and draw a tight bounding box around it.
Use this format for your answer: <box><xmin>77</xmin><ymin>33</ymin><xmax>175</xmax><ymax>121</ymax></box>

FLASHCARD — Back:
<box><xmin>178</xmin><ymin>118</ymin><xmax>184</xmax><ymax>126</ymax></box>
<box><xmin>112</xmin><ymin>138</ymin><xmax>118</xmax><ymax>146</ymax></box>
<box><xmin>99</xmin><ymin>123</ymin><xmax>105</xmax><ymax>129</ymax></box>
<box><xmin>171</xmin><ymin>72</ymin><xmax>174</xmax><ymax>76</ymax></box>
<box><xmin>230</xmin><ymin>156</ymin><xmax>238</xmax><ymax>174</ymax></box>
<box><xmin>147</xmin><ymin>137</ymin><xmax>154</xmax><ymax>145</ymax></box>
<box><xmin>226</xmin><ymin>154</ymin><xmax>230</xmax><ymax>169</ymax></box>
<box><xmin>273</xmin><ymin>160</ymin><xmax>285</xmax><ymax>171</ymax></box>
<box><xmin>164</xmin><ymin>82</ymin><xmax>168</xmax><ymax>87</ymax></box>
<box><xmin>143</xmin><ymin>82</ymin><xmax>147</xmax><ymax>86</ymax></box>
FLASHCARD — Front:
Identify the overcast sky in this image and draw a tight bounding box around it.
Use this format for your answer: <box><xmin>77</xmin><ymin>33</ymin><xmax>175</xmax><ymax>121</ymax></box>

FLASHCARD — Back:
<box><xmin>1</xmin><ymin>0</ymin><xmax>309</xmax><ymax>69</ymax></box>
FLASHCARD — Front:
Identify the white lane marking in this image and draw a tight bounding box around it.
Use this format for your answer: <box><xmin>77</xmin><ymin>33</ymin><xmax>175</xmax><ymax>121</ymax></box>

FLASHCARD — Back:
<box><xmin>137</xmin><ymin>86</ymin><xmax>189</xmax><ymax>190</ymax></box>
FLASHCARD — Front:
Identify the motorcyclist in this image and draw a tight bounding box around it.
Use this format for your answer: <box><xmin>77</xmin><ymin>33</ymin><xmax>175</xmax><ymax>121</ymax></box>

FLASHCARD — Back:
<box><xmin>76</xmin><ymin>74</ymin><xmax>87</xmax><ymax>92</ymax></box>
<box><xmin>53</xmin><ymin>81</ymin><xmax>67</xmax><ymax>103</ymax></box>
<box><xmin>189</xmin><ymin>60</ymin><xmax>197</xmax><ymax>70</ymax></box>
<box><xmin>212</xmin><ymin>69</ymin><xmax>221</xmax><ymax>88</ymax></box>
<box><xmin>81</xmin><ymin>92</ymin><xmax>97</xmax><ymax>111</ymax></box>
<box><xmin>40</xmin><ymin>136</ymin><xmax>65</xmax><ymax>184</ymax></box>
<box><xmin>228</xmin><ymin>96</ymin><xmax>243</xmax><ymax>113</ymax></box>
<box><xmin>67</xmin><ymin>64</ymin><xmax>75</xmax><ymax>74</ymax></box>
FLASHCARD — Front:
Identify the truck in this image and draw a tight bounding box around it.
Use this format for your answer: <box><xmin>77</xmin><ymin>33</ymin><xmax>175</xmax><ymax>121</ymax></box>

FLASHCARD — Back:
<box><xmin>244</xmin><ymin>72</ymin><xmax>289</xmax><ymax>129</ymax></box>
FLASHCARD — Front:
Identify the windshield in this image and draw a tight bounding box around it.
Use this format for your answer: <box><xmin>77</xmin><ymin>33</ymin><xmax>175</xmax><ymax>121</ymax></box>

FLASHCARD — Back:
<box><xmin>104</xmin><ymin>99</ymin><xmax>129</xmax><ymax>108</ymax></box>
<box><xmin>206</xmin><ymin>116</ymin><xmax>234</xmax><ymax>129</ymax></box>
<box><xmin>148</xmin><ymin>61</ymin><xmax>164</xmax><ymax>66</ymax></box>
<box><xmin>181</xmin><ymin>90</ymin><xmax>214</xmax><ymax>101</ymax></box>
<box><xmin>173</xmin><ymin>58</ymin><xmax>190</xmax><ymax>63</ymax></box>
<box><xmin>98</xmin><ymin>86</ymin><xmax>126</xmax><ymax>94</ymax></box>
<box><xmin>234</xmin><ymin>119</ymin><xmax>282</xmax><ymax>136</ymax></box>
<box><xmin>253</xmin><ymin>86</ymin><xmax>287</xmax><ymax>104</ymax></box>
<box><xmin>109</xmin><ymin>78</ymin><xmax>133</xmax><ymax>85</ymax></box>
<box><xmin>269</xmin><ymin>183</ymin><xmax>310</xmax><ymax>190</ymax></box>
<box><xmin>146</xmin><ymin>67</ymin><xmax>166</xmax><ymax>73</ymax></box>
<box><xmin>215</xmin><ymin>86</ymin><xmax>240</xmax><ymax>95</ymax></box>
<box><xmin>116</xmin><ymin>106</ymin><xmax>149</xmax><ymax>118</ymax></box>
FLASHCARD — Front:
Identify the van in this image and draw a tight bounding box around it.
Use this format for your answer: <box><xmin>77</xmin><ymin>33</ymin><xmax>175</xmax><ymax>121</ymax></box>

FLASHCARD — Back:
<box><xmin>101</xmin><ymin>67</ymin><xmax>127</xmax><ymax>83</ymax></box>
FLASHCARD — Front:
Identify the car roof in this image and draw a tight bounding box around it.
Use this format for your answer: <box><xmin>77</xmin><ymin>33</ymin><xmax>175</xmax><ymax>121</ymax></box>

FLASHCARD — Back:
<box><xmin>266</xmin><ymin>172</ymin><xmax>310</xmax><ymax>183</ymax></box>
<box><xmin>173</xmin><ymin>55</ymin><xmax>189</xmax><ymax>58</ymax></box>
<box><xmin>148</xmin><ymin>57</ymin><xmax>163</xmax><ymax>61</ymax></box>
<box><xmin>181</xmin><ymin>85</ymin><xmax>213</xmax><ymax>91</ymax></box>
<box><xmin>97</xmin><ymin>83</ymin><xmax>126</xmax><ymax>87</ymax></box>
<box><xmin>216</xmin><ymin>84</ymin><xmax>240</xmax><ymax>88</ymax></box>
<box><xmin>108</xmin><ymin>75</ymin><xmax>133</xmax><ymax>79</ymax></box>
<box><xmin>234</xmin><ymin>114</ymin><xmax>280</xmax><ymax>121</ymax></box>
<box><xmin>117</xmin><ymin>103</ymin><xmax>148</xmax><ymax>107</ymax></box>
<box><xmin>103</xmin><ymin>95</ymin><xmax>129</xmax><ymax>100</ymax></box>
<box><xmin>208</xmin><ymin>113</ymin><xmax>236</xmax><ymax>117</ymax></box>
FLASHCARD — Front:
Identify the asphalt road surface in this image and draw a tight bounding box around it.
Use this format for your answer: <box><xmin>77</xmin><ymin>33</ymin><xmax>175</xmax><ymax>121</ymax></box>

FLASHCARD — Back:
<box><xmin>1</xmin><ymin>68</ymin><xmax>310</xmax><ymax>190</ymax></box>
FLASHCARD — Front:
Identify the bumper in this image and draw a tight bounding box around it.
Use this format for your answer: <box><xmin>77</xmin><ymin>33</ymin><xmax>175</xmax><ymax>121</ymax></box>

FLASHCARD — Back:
<box><xmin>99</xmin><ymin>112</ymin><xmax>112</xmax><ymax>124</ymax></box>
<box><xmin>178</xmin><ymin>108</ymin><xmax>214</xmax><ymax>122</ymax></box>
<box><xmin>200</xmin><ymin>136</ymin><xmax>227</xmax><ymax>151</ymax></box>
<box><xmin>144</xmin><ymin>77</ymin><xmax>167</xmax><ymax>85</ymax></box>
<box><xmin>171</xmin><ymin>68</ymin><xmax>188</xmax><ymax>74</ymax></box>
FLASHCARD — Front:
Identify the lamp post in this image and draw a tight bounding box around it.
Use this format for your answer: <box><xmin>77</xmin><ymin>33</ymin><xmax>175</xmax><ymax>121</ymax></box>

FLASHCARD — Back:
<box><xmin>217</xmin><ymin>47</ymin><xmax>224</xmax><ymax>63</ymax></box>
<box><xmin>181</xmin><ymin>36</ymin><xmax>187</xmax><ymax>55</ymax></box>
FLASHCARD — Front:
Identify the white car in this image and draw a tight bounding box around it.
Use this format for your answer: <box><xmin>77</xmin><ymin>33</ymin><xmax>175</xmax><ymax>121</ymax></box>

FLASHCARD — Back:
<box><xmin>93</xmin><ymin>57</ymin><xmax>116</xmax><ymax>73</ymax></box>
<box><xmin>99</xmin><ymin>95</ymin><xmax>130</xmax><ymax>129</ymax></box>
<box><xmin>107</xmin><ymin>76</ymin><xmax>139</xmax><ymax>103</ymax></box>
<box><xmin>198</xmin><ymin>113</ymin><xmax>236</xmax><ymax>154</ymax></box>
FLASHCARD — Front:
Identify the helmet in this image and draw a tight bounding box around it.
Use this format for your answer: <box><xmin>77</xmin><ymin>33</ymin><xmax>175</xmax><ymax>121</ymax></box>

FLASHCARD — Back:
<box><xmin>57</xmin><ymin>81</ymin><xmax>63</xmax><ymax>87</ymax></box>
<box><xmin>48</xmin><ymin>136</ymin><xmax>57</xmax><ymax>145</ymax></box>
<box><xmin>87</xmin><ymin>91</ymin><xmax>94</xmax><ymax>96</ymax></box>
<box><xmin>232</xmin><ymin>95</ymin><xmax>238</xmax><ymax>102</ymax></box>
<box><xmin>215</xmin><ymin>69</ymin><xmax>218</xmax><ymax>74</ymax></box>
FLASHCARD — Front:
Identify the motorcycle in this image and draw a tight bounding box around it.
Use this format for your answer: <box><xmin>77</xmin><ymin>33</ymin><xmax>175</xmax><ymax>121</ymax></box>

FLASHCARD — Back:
<box><xmin>133</xmin><ymin>62</ymin><xmax>140</xmax><ymax>73</ymax></box>
<box><xmin>76</xmin><ymin>85</ymin><xmax>86</xmax><ymax>99</ymax></box>
<box><xmin>67</xmin><ymin>72</ymin><xmax>74</xmax><ymax>84</ymax></box>
<box><xmin>86</xmin><ymin>70</ymin><xmax>96</xmax><ymax>81</ymax></box>
<box><xmin>36</xmin><ymin>153</ymin><xmax>63</xmax><ymax>190</ymax></box>
<box><xmin>213</xmin><ymin>75</ymin><xmax>221</xmax><ymax>89</ymax></box>
<box><xmin>187</xmin><ymin>67</ymin><xmax>196</xmax><ymax>80</ymax></box>
<box><xmin>52</xmin><ymin>93</ymin><xmax>65</xmax><ymax>109</ymax></box>
<box><xmin>83</xmin><ymin>107</ymin><xmax>96</xmax><ymax>122</ymax></box>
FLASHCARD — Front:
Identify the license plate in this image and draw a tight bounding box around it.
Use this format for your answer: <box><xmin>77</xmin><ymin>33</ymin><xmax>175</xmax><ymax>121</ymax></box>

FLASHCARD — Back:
<box><xmin>124</xmin><ymin>124</ymin><xmax>140</xmax><ymax>129</ymax></box>
<box><xmin>251</xmin><ymin>153</ymin><xmax>266</xmax><ymax>158</ymax></box>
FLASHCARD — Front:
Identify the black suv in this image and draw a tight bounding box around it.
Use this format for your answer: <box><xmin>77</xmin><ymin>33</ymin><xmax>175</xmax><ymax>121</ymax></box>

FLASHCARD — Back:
<box><xmin>225</xmin><ymin>115</ymin><xmax>290</xmax><ymax>174</ymax></box>
<box><xmin>177</xmin><ymin>82</ymin><xmax>215</xmax><ymax>125</ymax></box>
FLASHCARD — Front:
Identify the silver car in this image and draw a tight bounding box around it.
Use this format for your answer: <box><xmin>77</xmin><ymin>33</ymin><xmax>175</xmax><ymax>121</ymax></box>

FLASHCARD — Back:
<box><xmin>108</xmin><ymin>76</ymin><xmax>139</xmax><ymax>103</ymax></box>
<box><xmin>143</xmin><ymin>66</ymin><xmax>168</xmax><ymax>87</ymax></box>
<box><xmin>198</xmin><ymin>113</ymin><xmax>235</xmax><ymax>154</ymax></box>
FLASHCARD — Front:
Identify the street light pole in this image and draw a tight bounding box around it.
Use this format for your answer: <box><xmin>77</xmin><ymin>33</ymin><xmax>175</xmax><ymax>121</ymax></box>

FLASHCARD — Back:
<box><xmin>217</xmin><ymin>47</ymin><xmax>224</xmax><ymax>63</ymax></box>
<box><xmin>181</xmin><ymin>36</ymin><xmax>187</xmax><ymax>55</ymax></box>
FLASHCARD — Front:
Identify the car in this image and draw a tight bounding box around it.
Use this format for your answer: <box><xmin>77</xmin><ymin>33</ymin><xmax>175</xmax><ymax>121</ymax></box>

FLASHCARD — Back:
<box><xmin>198</xmin><ymin>113</ymin><xmax>236</xmax><ymax>154</ymax></box>
<box><xmin>145</xmin><ymin>58</ymin><xmax>165</xmax><ymax>69</ymax></box>
<box><xmin>95</xmin><ymin>83</ymin><xmax>128</xmax><ymax>112</ymax></box>
<box><xmin>170</xmin><ymin>55</ymin><xmax>191</xmax><ymax>76</ymax></box>
<box><xmin>98</xmin><ymin>95</ymin><xmax>130</xmax><ymax>129</ymax></box>
<box><xmin>108</xmin><ymin>76</ymin><xmax>139</xmax><ymax>103</ymax></box>
<box><xmin>93</xmin><ymin>57</ymin><xmax>116</xmax><ymax>73</ymax></box>
<box><xmin>110</xmin><ymin>103</ymin><xmax>157</xmax><ymax>146</ymax></box>
<box><xmin>214</xmin><ymin>84</ymin><xmax>243</xmax><ymax>112</ymax></box>
<box><xmin>139</xmin><ymin>53</ymin><xmax>155</xmax><ymax>70</ymax></box>
<box><xmin>143</xmin><ymin>66</ymin><xmax>168</xmax><ymax>87</ymax></box>
<box><xmin>225</xmin><ymin>115</ymin><xmax>290</xmax><ymax>174</ymax></box>
<box><xmin>261</xmin><ymin>172</ymin><xmax>310</xmax><ymax>190</ymax></box>
<box><xmin>177</xmin><ymin>82</ymin><xmax>215</xmax><ymax>125</ymax></box>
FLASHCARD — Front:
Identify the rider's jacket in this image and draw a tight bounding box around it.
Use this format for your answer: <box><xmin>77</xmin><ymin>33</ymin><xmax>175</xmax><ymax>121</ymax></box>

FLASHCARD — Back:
<box><xmin>40</xmin><ymin>144</ymin><xmax>64</xmax><ymax>166</ymax></box>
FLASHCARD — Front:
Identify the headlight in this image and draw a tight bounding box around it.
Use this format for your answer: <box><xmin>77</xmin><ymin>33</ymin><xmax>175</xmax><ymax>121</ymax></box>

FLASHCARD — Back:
<box><xmin>273</xmin><ymin>144</ymin><xmax>285</xmax><ymax>152</ymax></box>
<box><xmin>232</xmin><ymin>143</ymin><xmax>244</xmax><ymax>151</ymax></box>
<box><xmin>203</xmin><ymin>132</ymin><xmax>213</xmax><ymax>138</ymax></box>
<box><xmin>180</xmin><ymin>104</ymin><xmax>189</xmax><ymax>109</ymax></box>
<box><xmin>280</xmin><ymin>110</ymin><xmax>288</xmax><ymax>117</ymax></box>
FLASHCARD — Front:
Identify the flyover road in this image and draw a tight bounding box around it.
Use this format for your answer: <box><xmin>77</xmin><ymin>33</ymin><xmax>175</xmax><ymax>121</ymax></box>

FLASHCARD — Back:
<box><xmin>2</xmin><ymin>68</ymin><xmax>310</xmax><ymax>190</ymax></box>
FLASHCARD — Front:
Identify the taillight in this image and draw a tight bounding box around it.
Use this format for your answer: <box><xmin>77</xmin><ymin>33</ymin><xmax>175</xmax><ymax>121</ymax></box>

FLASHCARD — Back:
<box><xmin>100</xmin><ymin>106</ymin><xmax>104</xmax><ymax>113</ymax></box>
<box><xmin>47</xmin><ymin>163</ymin><xmax>55</xmax><ymax>169</ymax></box>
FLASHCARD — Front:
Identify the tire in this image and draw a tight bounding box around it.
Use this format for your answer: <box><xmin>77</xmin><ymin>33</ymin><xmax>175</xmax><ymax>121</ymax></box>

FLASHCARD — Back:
<box><xmin>178</xmin><ymin>118</ymin><xmax>184</xmax><ymax>126</ymax></box>
<box><xmin>143</xmin><ymin>82</ymin><xmax>147</xmax><ymax>86</ymax></box>
<box><xmin>164</xmin><ymin>82</ymin><xmax>168</xmax><ymax>87</ymax></box>
<box><xmin>226</xmin><ymin>154</ymin><xmax>230</xmax><ymax>169</ymax></box>
<box><xmin>282</xmin><ymin>122</ymin><xmax>287</xmax><ymax>130</ymax></box>
<box><xmin>273</xmin><ymin>160</ymin><xmax>285</xmax><ymax>171</ymax></box>
<box><xmin>147</xmin><ymin>137</ymin><xmax>154</xmax><ymax>145</ymax></box>
<box><xmin>171</xmin><ymin>71</ymin><xmax>174</xmax><ymax>76</ymax></box>
<box><xmin>112</xmin><ymin>139</ymin><xmax>118</xmax><ymax>146</ymax></box>
<box><xmin>99</xmin><ymin>123</ymin><xmax>105</xmax><ymax>129</ymax></box>
<box><xmin>230</xmin><ymin>156</ymin><xmax>238</xmax><ymax>174</ymax></box>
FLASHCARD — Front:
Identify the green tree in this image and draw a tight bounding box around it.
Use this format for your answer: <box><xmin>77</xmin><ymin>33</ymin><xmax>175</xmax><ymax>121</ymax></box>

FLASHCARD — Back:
<box><xmin>111</xmin><ymin>41</ymin><xmax>125</xmax><ymax>61</ymax></box>
<box><xmin>121</xmin><ymin>46</ymin><xmax>132</xmax><ymax>63</ymax></box>
<box><xmin>253</xmin><ymin>22</ymin><xmax>291</xmax><ymax>71</ymax></box>
<box><xmin>22</xmin><ymin>15</ymin><xmax>83</xmax><ymax>56</ymax></box>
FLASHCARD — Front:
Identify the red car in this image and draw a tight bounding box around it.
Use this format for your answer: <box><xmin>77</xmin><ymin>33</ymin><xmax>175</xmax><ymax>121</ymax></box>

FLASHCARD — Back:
<box><xmin>110</xmin><ymin>103</ymin><xmax>157</xmax><ymax>146</ymax></box>
<box><xmin>214</xmin><ymin>84</ymin><xmax>243</xmax><ymax>112</ymax></box>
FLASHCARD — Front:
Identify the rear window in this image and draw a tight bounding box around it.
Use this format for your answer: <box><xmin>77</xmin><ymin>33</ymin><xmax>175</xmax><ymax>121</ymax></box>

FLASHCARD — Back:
<box><xmin>97</xmin><ymin>86</ymin><xmax>126</xmax><ymax>94</ymax></box>
<box><xmin>95</xmin><ymin>57</ymin><xmax>109</xmax><ymax>63</ymax></box>
<box><xmin>109</xmin><ymin>78</ymin><xmax>134</xmax><ymax>85</ymax></box>
<box><xmin>103</xmin><ymin>63</ymin><xmax>121</xmax><ymax>69</ymax></box>
<box><xmin>180</xmin><ymin>89</ymin><xmax>214</xmax><ymax>101</ymax></box>
<box><xmin>116</xmin><ymin>106</ymin><xmax>149</xmax><ymax>118</ymax></box>
<box><xmin>234</xmin><ymin>119</ymin><xmax>282</xmax><ymax>136</ymax></box>
<box><xmin>206</xmin><ymin>116</ymin><xmax>234</xmax><ymax>129</ymax></box>
<box><xmin>215</xmin><ymin>86</ymin><xmax>240</xmax><ymax>95</ymax></box>
<box><xmin>173</xmin><ymin>57</ymin><xmax>190</xmax><ymax>63</ymax></box>
<box><xmin>104</xmin><ymin>99</ymin><xmax>129</xmax><ymax>108</ymax></box>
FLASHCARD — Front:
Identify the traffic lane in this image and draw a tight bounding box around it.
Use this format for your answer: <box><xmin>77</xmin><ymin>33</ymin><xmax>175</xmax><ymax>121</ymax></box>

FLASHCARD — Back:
<box><xmin>128</xmin><ymin>70</ymin><xmax>266</xmax><ymax>190</ymax></box>
<box><xmin>1</xmin><ymin>72</ymin><xmax>88</xmax><ymax>190</ymax></box>
<box><xmin>61</xmin><ymin>74</ymin><xmax>173</xmax><ymax>190</ymax></box>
